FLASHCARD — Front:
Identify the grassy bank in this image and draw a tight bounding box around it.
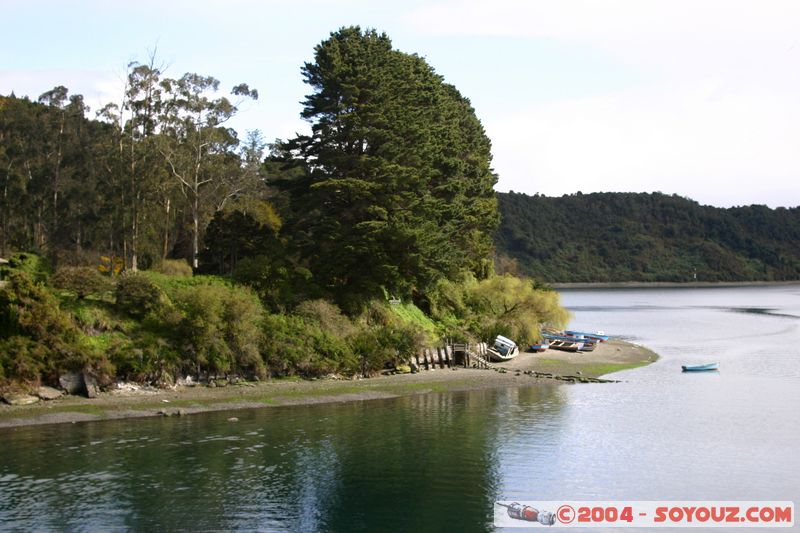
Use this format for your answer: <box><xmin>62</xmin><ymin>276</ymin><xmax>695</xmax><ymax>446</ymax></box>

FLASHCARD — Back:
<box><xmin>0</xmin><ymin>339</ymin><xmax>657</xmax><ymax>428</ymax></box>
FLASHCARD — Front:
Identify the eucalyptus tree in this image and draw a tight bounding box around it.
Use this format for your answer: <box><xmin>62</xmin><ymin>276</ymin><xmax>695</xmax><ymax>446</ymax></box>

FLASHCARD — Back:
<box><xmin>158</xmin><ymin>74</ymin><xmax>258</xmax><ymax>268</ymax></box>
<box><xmin>120</xmin><ymin>58</ymin><xmax>168</xmax><ymax>270</ymax></box>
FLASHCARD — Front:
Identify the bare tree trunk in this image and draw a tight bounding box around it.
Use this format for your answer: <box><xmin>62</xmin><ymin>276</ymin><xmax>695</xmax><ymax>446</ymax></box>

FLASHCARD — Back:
<box><xmin>162</xmin><ymin>197</ymin><xmax>170</xmax><ymax>260</ymax></box>
<box><xmin>52</xmin><ymin>115</ymin><xmax>65</xmax><ymax>243</ymax></box>
<box><xmin>192</xmin><ymin>194</ymin><xmax>199</xmax><ymax>269</ymax></box>
<box><xmin>129</xmin><ymin>140</ymin><xmax>138</xmax><ymax>272</ymax></box>
<box><xmin>1</xmin><ymin>164</ymin><xmax>8</xmax><ymax>257</ymax></box>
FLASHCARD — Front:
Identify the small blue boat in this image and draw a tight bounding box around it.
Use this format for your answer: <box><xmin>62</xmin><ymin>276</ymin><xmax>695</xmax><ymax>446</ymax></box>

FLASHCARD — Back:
<box><xmin>528</xmin><ymin>342</ymin><xmax>549</xmax><ymax>353</ymax></box>
<box><xmin>542</xmin><ymin>332</ymin><xmax>584</xmax><ymax>342</ymax></box>
<box><xmin>565</xmin><ymin>330</ymin><xmax>610</xmax><ymax>342</ymax></box>
<box><xmin>681</xmin><ymin>362</ymin><xmax>719</xmax><ymax>372</ymax></box>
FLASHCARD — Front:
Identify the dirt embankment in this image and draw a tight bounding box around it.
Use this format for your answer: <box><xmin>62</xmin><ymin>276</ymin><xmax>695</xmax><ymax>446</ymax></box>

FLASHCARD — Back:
<box><xmin>0</xmin><ymin>339</ymin><xmax>657</xmax><ymax>429</ymax></box>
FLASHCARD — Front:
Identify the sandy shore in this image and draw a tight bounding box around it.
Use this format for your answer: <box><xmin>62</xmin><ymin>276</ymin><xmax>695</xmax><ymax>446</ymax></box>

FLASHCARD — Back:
<box><xmin>0</xmin><ymin>339</ymin><xmax>657</xmax><ymax>429</ymax></box>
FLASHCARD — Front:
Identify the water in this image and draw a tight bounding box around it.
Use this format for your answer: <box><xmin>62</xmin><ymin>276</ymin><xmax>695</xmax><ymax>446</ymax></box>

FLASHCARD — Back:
<box><xmin>1</xmin><ymin>286</ymin><xmax>798</xmax><ymax>532</ymax></box>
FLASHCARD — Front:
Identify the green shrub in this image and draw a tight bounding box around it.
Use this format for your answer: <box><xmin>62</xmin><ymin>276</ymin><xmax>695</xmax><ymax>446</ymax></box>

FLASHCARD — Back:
<box><xmin>261</xmin><ymin>313</ymin><xmax>357</xmax><ymax>377</ymax></box>
<box><xmin>0</xmin><ymin>270</ymin><xmax>81</xmax><ymax>350</ymax></box>
<box><xmin>232</xmin><ymin>255</ymin><xmax>312</xmax><ymax>311</ymax></box>
<box><xmin>0</xmin><ymin>336</ymin><xmax>50</xmax><ymax>385</ymax></box>
<box><xmin>115</xmin><ymin>274</ymin><xmax>164</xmax><ymax>318</ymax></box>
<box><xmin>154</xmin><ymin>259</ymin><xmax>193</xmax><ymax>277</ymax></box>
<box><xmin>464</xmin><ymin>274</ymin><xmax>570</xmax><ymax>345</ymax></box>
<box><xmin>70</xmin><ymin>304</ymin><xmax>114</xmax><ymax>334</ymax></box>
<box><xmin>52</xmin><ymin>266</ymin><xmax>112</xmax><ymax>299</ymax></box>
<box><xmin>351</xmin><ymin>302</ymin><xmax>428</xmax><ymax>376</ymax></box>
<box><xmin>107</xmin><ymin>334</ymin><xmax>178</xmax><ymax>383</ymax></box>
<box><xmin>424</xmin><ymin>273</ymin><xmax>570</xmax><ymax>345</ymax></box>
<box><xmin>295</xmin><ymin>299</ymin><xmax>355</xmax><ymax>336</ymax></box>
<box><xmin>1</xmin><ymin>252</ymin><xmax>51</xmax><ymax>283</ymax></box>
<box><xmin>172</xmin><ymin>282</ymin><xmax>266</xmax><ymax>378</ymax></box>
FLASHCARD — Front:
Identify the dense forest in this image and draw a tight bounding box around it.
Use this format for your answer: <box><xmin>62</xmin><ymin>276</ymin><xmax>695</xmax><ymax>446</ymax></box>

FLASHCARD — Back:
<box><xmin>0</xmin><ymin>28</ymin><xmax>568</xmax><ymax>393</ymax></box>
<box><xmin>496</xmin><ymin>191</ymin><xmax>800</xmax><ymax>282</ymax></box>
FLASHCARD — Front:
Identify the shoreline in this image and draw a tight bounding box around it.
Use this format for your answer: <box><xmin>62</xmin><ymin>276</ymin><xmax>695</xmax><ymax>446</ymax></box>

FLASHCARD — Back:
<box><xmin>551</xmin><ymin>280</ymin><xmax>800</xmax><ymax>289</ymax></box>
<box><xmin>0</xmin><ymin>340</ymin><xmax>658</xmax><ymax>429</ymax></box>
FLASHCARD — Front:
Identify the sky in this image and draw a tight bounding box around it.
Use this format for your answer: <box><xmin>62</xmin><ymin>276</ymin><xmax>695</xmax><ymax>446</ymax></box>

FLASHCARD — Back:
<box><xmin>3</xmin><ymin>0</ymin><xmax>800</xmax><ymax>208</ymax></box>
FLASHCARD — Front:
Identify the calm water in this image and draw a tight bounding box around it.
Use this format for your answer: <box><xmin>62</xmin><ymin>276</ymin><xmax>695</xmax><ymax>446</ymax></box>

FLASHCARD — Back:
<box><xmin>1</xmin><ymin>285</ymin><xmax>798</xmax><ymax>532</ymax></box>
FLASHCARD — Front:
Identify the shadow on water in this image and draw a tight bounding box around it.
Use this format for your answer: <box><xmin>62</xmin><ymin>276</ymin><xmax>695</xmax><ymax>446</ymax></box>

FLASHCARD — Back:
<box><xmin>0</xmin><ymin>386</ymin><xmax>568</xmax><ymax>532</ymax></box>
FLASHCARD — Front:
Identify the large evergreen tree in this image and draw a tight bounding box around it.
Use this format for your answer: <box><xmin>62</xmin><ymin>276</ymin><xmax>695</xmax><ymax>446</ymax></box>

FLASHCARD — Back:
<box><xmin>276</xmin><ymin>26</ymin><xmax>498</xmax><ymax>311</ymax></box>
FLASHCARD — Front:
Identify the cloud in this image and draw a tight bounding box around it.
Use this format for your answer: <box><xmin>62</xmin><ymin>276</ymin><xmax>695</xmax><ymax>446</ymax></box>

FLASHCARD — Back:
<box><xmin>406</xmin><ymin>0</ymin><xmax>800</xmax><ymax>206</ymax></box>
<box><xmin>487</xmin><ymin>82</ymin><xmax>800</xmax><ymax>207</ymax></box>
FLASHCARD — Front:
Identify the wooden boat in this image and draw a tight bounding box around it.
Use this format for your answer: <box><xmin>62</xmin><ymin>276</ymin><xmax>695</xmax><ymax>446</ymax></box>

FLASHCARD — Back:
<box><xmin>528</xmin><ymin>342</ymin><xmax>549</xmax><ymax>353</ymax></box>
<box><xmin>487</xmin><ymin>335</ymin><xmax>519</xmax><ymax>361</ymax></box>
<box><xmin>578</xmin><ymin>340</ymin><xmax>597</xmax><ymax>352</ymax></box>
<box><xmin>565</xmin><ymin>330</ymin><xmax>609</xmax><ymax>342</ymax></box>
<box><xmin>548</xmin><ymin>339</ymin><xmax>584</xmax><ymax>352</ymax></box>
<box><xmin>542</xmin><ymin>332</ymin><xmax>584</xmax><ymax>342</ymax></box>
<box><xmin>681</xmin><ymin>362</ymin><xmax>719</xmax><ymax>372</ymax></box>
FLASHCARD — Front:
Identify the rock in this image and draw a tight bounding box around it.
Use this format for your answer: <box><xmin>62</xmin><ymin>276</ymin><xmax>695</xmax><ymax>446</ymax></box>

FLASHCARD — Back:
<box><xmin>227</xmin><ymin>417</ymin><xmax>239</xmax><ymax>422</ymax></box>
<box><xmin>2</xmin><ymin>393</ymin><xmax>40</xmax><ymax>406</ymax></box>
<box><xmin>395</xmin><ymin>364</ymin><xmax>412</xmax><ymax>374</ymax></box>
<box><xmin>214</xmin><ymin>379</ymin><xmax>228</xmax><ymax>388</ymax></box>
<box><xmin>35</xmin><ymin>386</ymin><xmax>63</xmax><ymax>401</ymax></box>
<box><xmin>158</xmin><ymin>409</ymin><xmax>171</xmax><ymax>417</ymax></box>
<box><xmin>83</xmin><ymin>373</ymin><xmax>99</xmax><ymax>398</ymax></box>
<box><xmin>59</xmin><ymin>372</ymin><xmax>84</xmax><ymax>395</ymax></box>
<box><xmin>176</xmin><ymin>376</ymin><xmax>196</xmax><ymax>387</ymax></box>
<box><xmin>177</xmin><ymin>409</ymin><xmax>187</xmax><ymax>416</ymax></box>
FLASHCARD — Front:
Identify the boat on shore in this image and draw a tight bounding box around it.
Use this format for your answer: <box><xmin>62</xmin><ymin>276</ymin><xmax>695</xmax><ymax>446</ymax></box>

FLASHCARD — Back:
<box><xmin>578</xmin><ymin>340</ymin><xmax>597</xmax><ymax>352</ymax></box>
<box><xmin>565</xmin><ymin>330</ymin><xmax>610</xmax><ymax>342</ymax></box>
<box><xmin>528</xmin><ymin>342</ymin><xmax>549</xmax><ymax>353</ymax></box>
<box><xmin>542</xmin><ymin>332</ymin><xmax>584</xmax><ymax>342</ymax></box>
<box><xmin>487</xmin><ymin>335</ymin><xmax>519</xmax><ymax>361</ymax></box>
<box><xmin>681</xmin><ymin>362</ymin><xmax>719</xmax><ymax>372</ymax></box>
<box><xmin>548</xmin><ymin>339</ymin><xmax>584</xmax><ymax>352</ymax></box>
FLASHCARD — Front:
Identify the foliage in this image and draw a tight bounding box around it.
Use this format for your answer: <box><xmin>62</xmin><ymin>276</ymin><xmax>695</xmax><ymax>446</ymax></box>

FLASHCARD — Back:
<box><xmin>170</xmin><ymin>281</ymin><xmax>266</xmax><ymax>378</ymax></box>
<box><xmin>115</xmin><ymin>274</ymin><xmax>165</xmax><ymax>318</ymax></box>
<box><xmin>463</xmin><ymin>274</ymin><xmax>569</xmax><ymax>345</ymax></box>
<box><xmin>261</xmin><ymin>313</ymin><xmax>356</xmax><ymax>377</ymax></box>
<box><xmin>496</xmin><ymin>192</ymin><xmax>800</xmax><ymax>282</ymax></box>
<box><xmin>0</xmin><ymin>336</ymin><xmax>51</xmax><ymax>385</ymax></box>
<box><xmin>273</xmin><ymin>26</ymin><xmax>498</xmax><ymax>311</ymax></box>
<box><xmin>98</xmin><ymin>256</ymin><xmax>125</xmax><ymax>276</ymax></box>
<box><xmin>294</xmin><ymin>299</ymin><xmax>356</xmax><ymax>337</ymax></box>
<box><xmin>387</xmin><ymin>301</ymin><xmax>439</xmax><ymax>341</ymax></box>
<box><xmin>352</xmin><ymin>302</ymin><xmax>429</xmax><ymax>376</ymax></box>
<box><xmin>154</xmin><ymin>258</ymin><xmax>193</xmax><ymax>277</ymax></box>
<box><xmin>201</xmin><ymin>204</ymin><xmax>282</xmax><ymax>275</ymax></box>
<box><xmin>1</xmin><ymin>253</ymin><xmax>51</xmax><ymax>283</ymax></box>
<box><xmin>232</xmin><ymin>255</ymin><xmax>312</xmax><ymax>312</ymax></box>
<box><xmin>426</xmin><ymin>273</ymin><xmax>569</xmax><ymax>346</ymax></box>
<box><xmin>0</xmin><ymin>270</ymin><xmax>101</xmax><ymax>382</ymax></box>
<box><xmin>51</xmin><ymin>266</ymin><xmax>112</xmax><ymax>299</ymax></box>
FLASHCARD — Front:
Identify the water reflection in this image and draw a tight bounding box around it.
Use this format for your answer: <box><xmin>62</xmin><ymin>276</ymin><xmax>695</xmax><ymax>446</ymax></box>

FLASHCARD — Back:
<box><xmin>1</xmin><ymin>388</ymin><xmax>568</xmax><ymax>532</ymax></box>
<box><xmin>2</xmin><ymin>285</ymin><xmax>798</xmax><ymax>532</ymax></box>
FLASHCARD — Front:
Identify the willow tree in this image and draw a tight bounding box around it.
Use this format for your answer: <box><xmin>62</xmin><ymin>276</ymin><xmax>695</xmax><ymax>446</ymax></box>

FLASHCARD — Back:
<box><xmin>277</xmin><ymin>26</ymin><xmax>498</xmax><ymax>311</ymax></box>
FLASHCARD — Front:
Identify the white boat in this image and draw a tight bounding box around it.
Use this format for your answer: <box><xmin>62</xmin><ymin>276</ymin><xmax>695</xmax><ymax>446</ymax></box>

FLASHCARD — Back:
<box><xmin>487</xmin><ymin>335</ymin><xmax>519</xmax><ymax>361</ymax></box>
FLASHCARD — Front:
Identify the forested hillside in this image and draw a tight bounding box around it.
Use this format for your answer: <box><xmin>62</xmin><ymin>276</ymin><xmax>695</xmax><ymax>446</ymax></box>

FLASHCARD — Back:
<box><xmin>0</xmin><ymin>28</ymin><xmax>569</xmax><ymax>393</ymax></box>
<box><xmin>496</xmin><ymin>191</ymin><xmax>800</xmax><ymax>282</ymax></box>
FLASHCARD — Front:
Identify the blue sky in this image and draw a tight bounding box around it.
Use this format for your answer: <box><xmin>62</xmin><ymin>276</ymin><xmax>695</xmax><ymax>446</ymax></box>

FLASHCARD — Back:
<box><xmin>3</xmin><ymin>0</ymin><xmax>799</xmax><ymax>207</ymax></box>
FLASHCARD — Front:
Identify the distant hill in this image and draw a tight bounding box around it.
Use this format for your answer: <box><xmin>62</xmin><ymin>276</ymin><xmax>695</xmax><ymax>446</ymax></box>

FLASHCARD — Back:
<box><xmin>495</xmin><ymin>191</ymin><xmax>800</xmax><ymax>283</ymax></box>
